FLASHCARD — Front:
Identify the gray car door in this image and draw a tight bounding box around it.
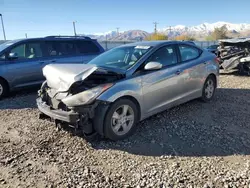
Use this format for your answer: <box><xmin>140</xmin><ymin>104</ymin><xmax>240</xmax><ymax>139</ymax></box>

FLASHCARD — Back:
<box><xmin>141</xmin><ymin>45</ymin><xmax>186</xmax><ymax>116</ymax></box>
<box><xmin>177</xmin><ymin>44</ymin><xmax>206</xmax><ymax>99</ymax></box>
<box><xmin>4</xmin><ymin>41</ymin><xmax>46</xmax><ymax>89</ymax></box>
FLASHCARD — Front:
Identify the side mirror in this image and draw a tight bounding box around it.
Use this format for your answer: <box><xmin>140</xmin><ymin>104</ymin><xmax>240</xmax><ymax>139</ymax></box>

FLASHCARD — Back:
<box><xmin>144</xmin><ymin>61</ymin><xmax>162</xmax><ymax>70</ymax></box>
<box><xmin>8</xmin><ymin>52</ymin><xmax>18</xmax><ymax>60</ymax></box>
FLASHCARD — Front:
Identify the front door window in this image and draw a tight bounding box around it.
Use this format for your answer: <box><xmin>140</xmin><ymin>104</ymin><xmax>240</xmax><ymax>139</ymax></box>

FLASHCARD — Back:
<box><xmin>10</xmin><ymin>42</ymin><xmax>43</xmax><ymax>60</ymax></box>
<box><xmin>148</xmin><ymin>45</ymin><xmax>178</xmax><ymax>67</ymax></box>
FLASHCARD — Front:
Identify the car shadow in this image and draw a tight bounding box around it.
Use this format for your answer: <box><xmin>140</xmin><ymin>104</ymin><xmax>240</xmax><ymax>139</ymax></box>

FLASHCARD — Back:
<box><xmin>1</xmin><ymin>87</ymin><xmax>250</xmax><ymax>157</ymax></box>
<box><xmin>220</xmin><ymin>69</ymin><xmax>249</xmax><ymax>76</ymax></box>
<box><xmin>88</xmin><ymin>88</ymin><xmax>250</xmax><ymax>157</ymax></box>
<box><xmin>0</xmin><ymin>87</ymin><xmax>39</xmax><ymax>110</ymax></box>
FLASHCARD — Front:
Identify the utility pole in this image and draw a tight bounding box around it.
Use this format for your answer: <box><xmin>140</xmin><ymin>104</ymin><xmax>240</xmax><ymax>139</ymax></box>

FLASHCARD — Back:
<box><xmin>116</xmin><ymin>27</ymin><xmax>119</xmax><ymax>36</ymax></box>
<box><xmin>153</xmin><ymin>22</ymin><xmax>158</xmax><ymax>34</ymax></box>
<box><xmin>73</xmin><ymin>21</ymin><xmax>77</xmax><ymax>36</ymax></box>
<box><xmin>166</xmin><ymin>26</ymin><xmax>172</xmax><ymax>39</ymax></box>
<box><xmin>105</xmin><ymin>34</ymin><xmax>108</xmax><ymax>50</ymax></box>
<box><xmin>25</xmin><ymin>33</ymin><xmax>27</xmax><ymax>38</ymax></box>
<box><xmin>0</xmin><ymin>14</ymin><xmax>6</xmax><ymax>40</ymax></box>
<box><xmin>166</xmin><ymin>26</ymin><xmax>172</xmax><ymax>33</ymax></box>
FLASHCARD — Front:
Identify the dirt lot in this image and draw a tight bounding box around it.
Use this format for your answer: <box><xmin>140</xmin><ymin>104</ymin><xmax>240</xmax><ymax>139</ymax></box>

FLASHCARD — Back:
<box><xmin>0</xmin><ymin>71</ymin><xmax>250</xmax><ymax>188</ymax></box>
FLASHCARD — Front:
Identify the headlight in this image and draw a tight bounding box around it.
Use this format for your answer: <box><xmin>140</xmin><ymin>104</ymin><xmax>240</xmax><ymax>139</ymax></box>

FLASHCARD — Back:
<box><xmin>62</xmin><ymin>83</ymin><xmax>113</xmax><ymax>107</ymax></box>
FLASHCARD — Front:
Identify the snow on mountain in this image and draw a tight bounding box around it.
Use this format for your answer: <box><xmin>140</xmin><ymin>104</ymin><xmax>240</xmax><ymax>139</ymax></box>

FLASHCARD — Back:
<box><xmin>85</xmin><ymin>22</ymin><xmax>250</xmax><ymax>40</ymax></box>
<box><xmin>86</xmin><ymin>30</ymin><xmax>148</xmax><ymax>41</ymax></box>
<box><xmin>162</xmin><ymin>22</ymin><xmax>250</xmax><ymax>36</ymax></box>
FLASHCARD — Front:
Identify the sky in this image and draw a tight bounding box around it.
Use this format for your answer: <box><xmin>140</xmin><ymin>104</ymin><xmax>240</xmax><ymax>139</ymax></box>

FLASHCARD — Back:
<box><xmin>0</xmin><ymin>0</ymin><xmax>250</xmax><ymax>40</ymax></box>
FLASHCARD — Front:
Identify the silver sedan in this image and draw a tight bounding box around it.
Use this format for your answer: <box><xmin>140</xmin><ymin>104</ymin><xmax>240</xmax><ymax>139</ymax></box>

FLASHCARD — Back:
<box><xmin>37</xmin><ymin>41</ymin><xmax>219</xmax><ymax>140</ymax></box>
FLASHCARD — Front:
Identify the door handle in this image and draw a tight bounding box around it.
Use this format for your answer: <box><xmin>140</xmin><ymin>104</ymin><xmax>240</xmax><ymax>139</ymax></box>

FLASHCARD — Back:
<box><xmin>50</xmin><ymin>59</ymin><xmax>56</xmax><ymax>63</ymax></box>
<box><xmin>176</xmin><ymin>70</ymin><xmax>182</xmax><ymax>75</ymax></box>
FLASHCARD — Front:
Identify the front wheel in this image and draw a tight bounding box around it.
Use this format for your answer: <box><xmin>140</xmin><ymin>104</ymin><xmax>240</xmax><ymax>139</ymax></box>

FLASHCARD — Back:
<box><xmin>104</xmin><ymin>99</ymin><xmax>139</xmax><ymax>141</ymax></box>
<box><xmin>0</xmin><ymin>79</ymin><xmax>8</xmax><ymax>100</ymax></box>
<box><xmin>201</xmin><ymin>75</ymin><xmax>216</xmax><ymax>102</ymax></box>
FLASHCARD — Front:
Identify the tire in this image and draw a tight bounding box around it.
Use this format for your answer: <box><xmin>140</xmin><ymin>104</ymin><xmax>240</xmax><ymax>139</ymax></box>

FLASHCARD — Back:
<box><xmin>104</xmin><ymin>98</ymin><xmax>139</xmax><ymax>141</ymax></box>
<box><xmin>201</xmin><ymin>75</ymin><xmax>216</xmax><ymax>102</ymax></box>
<box><xmin>0</xmin><ymin>79</ymin><xmax>8</xmax><ymax>100</ymax></box>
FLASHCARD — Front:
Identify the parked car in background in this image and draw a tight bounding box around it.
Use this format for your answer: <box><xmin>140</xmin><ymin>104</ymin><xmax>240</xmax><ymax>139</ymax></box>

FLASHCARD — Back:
<box><xmin>218</xmin><ymin>38</ymin><xmax>250</xmax><ymax>75</ymax></box>
<box><xmin>0</xmin><ymin>36</ymin><xmax>104</xmax><ymax>98</ymax></box>
<box><xmin>37</xmin><ymin>40</ymin><xmax>219</xmax><ymax>140</ymax></box>
<box><xmin>206</xmin><ymin>44</ymin><xmax>219</xmax><ymax>54</ymax></box>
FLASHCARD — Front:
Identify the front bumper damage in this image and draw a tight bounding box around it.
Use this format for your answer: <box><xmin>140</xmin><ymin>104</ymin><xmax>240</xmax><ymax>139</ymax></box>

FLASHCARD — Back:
<box><xmin>36</xmin><ymin>63</ymin><xmax>122</xmax><ymax>137</ymax></box>
<box><xmin>37</xmin><ymin>98</ymin><xmax>79</xmax><ymax>123</ymax></box>
<box><xmin>37</xmin><ymin>96</ymin><xmax>110</xmax><ymax>137</ymax></box>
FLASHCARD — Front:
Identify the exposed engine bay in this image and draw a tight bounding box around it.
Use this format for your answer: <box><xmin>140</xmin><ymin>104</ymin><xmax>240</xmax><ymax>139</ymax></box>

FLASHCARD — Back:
<box><xmin>39</xmin><ymin>65</ymin><xmax>124</xmax><ymax>108</ymax></box>
<box><xmin>217</xmin><ymin>38</ymin><xmax>250</xmax><ymax>75</ymax></box>
<box><xmin>69</xmin><ymin>71</ymin><xmax>123</xmax><ymax>95</ymax></box>
<box><xmin>38</xmin><ymin>64</ymin><xmax>125</xmax><ymax>136</ymax></box>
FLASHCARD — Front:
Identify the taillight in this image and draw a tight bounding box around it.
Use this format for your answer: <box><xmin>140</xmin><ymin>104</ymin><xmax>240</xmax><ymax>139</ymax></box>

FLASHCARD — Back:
<box><xmin>214</xmin><ymin>57</ymin><xmax>220</xmax><ymax>64</ymax></box>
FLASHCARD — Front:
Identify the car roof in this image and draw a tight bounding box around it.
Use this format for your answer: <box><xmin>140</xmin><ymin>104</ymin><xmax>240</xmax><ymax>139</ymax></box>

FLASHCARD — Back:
<box><xmin>6</xmin><ymin>36</ymin><xmax>95</xmax><ymax>43</ymax></box>
<box><xmin>121</xmin><ymin>40</ymin><xmax>196</xmax><ymax>48</ymax></box>
<box><xmin>122</xmin><ymin>40</ymin><xmax>172</xmax><ymax>47</ymax></box>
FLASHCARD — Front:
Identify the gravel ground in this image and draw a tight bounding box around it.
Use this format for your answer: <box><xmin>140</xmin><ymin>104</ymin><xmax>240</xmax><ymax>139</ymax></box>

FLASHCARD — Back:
<box><xmin>0</xmin><ymin>72</ymin><xmax>250</xmax><ymax>188</ymax></box>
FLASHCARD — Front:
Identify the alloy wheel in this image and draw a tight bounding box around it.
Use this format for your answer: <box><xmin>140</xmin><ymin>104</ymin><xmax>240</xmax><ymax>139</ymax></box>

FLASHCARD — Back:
<box><xmin>0</xmin><ymin>83</ymin><xmax>3</xmax><ymax>97</ymax></box>
<box><xmin>204</xmin><ymin>79</ymin><xmax>214</xmax><ymax>99</ymax></box>
<box><xmin>111</xmin><ymin>104</ymin><xmax>135</xmax><ymax>136</ymax></box>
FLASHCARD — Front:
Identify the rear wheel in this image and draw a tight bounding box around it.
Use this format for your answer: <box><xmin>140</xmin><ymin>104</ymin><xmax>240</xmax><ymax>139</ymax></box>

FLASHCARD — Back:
<box><xmin>104</xmin><ymin>99</ymin><xmax>139</xmax><ymax>141</ymax></box>
<box><xmin>0</xmin><ymin>79</ymin><xmax>8</xmax><ymax>99</ymax></box>
<box><xmin>201</xmin><ymin>75</ymin><xmax>216</xmax><ymax>102</ymax></box>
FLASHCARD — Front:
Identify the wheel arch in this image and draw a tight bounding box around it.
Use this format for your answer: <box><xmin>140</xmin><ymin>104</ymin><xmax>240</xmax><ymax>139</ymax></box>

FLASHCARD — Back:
<box><xmin>0</xmin><ymin>76</ymin><xmax>10</xmax><ymax>90</ymax></box>
<box><xmin>207</xmin><ymin>73</ymin><xmax>217</xmax><ymax>88</ymax></box>
<box><xmin>93</xmin><ymin>95</ymin><xmax>142</xmax><ymax>136</ymax></box>
<box><xmin>113</xmin><ymin>95</ymin><xmax>141</xmax><ymax>121</ymax></box>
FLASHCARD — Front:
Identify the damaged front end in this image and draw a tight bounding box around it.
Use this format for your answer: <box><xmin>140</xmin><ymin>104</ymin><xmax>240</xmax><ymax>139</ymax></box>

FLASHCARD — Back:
<box><xmin>37</xmin><ymin>64</ymin><xmax>124</xmax><ymax>136</ymax></box>
<box><xmin>218</xmin><ymin>38</ymin><xmax>250</xmax><ymax>75</ymax></box>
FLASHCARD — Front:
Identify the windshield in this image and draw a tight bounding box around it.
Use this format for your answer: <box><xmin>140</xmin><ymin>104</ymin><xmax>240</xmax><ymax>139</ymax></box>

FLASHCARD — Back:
<box><xmin>0</xmin><ymin>40</ymin><xmax>16</xmax><ymax>52</ymax></box>
<box><xmin>88</xmin><ymin>45</ymin><xmax>152</xmax><ymax>70</ymax></box>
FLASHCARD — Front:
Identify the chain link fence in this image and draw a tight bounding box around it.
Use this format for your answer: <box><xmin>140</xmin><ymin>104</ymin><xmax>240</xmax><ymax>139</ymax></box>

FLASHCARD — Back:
<box><xmin>0</xmin><ymin>40</ymin><xmax>6</xmax><ymax>44</ymax></box>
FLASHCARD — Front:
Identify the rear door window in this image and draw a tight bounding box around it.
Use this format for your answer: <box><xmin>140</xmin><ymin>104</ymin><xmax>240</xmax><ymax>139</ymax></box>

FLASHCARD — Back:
<box><xmin>179</xmin><ymin>45</ymin><xmax>201</xmax><ymax>62</ymax></box>
<box><xmin>45</xmin><ymin>41</ymin><xmax>78</xmax><ymax>56</ymax></box>
<box><xmin>76</xmin><ymin>40</ymin><xmax>100</xmax><ymax>54</ymax></box>
<box><xmin>57</xmin><ymin>41</ymin><xmax>78</xmax><ymax>56</ymax></box>
<box><xmin>45</xmin><ymin>41</ymin><xmax>58</xmax><ymax>56</ymax></box>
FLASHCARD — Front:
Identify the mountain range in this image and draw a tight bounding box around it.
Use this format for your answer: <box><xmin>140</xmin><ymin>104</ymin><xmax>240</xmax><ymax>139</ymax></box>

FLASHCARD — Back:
<box><xmin>84</xmin><ymin>22</ymin><xmax>250</xmax><ymax>41</ymax></box>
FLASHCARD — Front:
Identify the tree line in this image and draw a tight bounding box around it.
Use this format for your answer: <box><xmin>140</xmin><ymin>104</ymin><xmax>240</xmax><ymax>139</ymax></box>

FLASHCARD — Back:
<box><xmin>146</xmin><ymin>25</ymin><xmax>229</xmax><ymax>41</ymax></box>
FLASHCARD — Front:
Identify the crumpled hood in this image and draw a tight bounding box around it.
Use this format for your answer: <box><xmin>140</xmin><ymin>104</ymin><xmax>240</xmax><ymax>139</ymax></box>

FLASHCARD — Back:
<box><xmin>43</xmin><ymin>64</ymin><xmax>98</xmax><ymax>92</ymax></box>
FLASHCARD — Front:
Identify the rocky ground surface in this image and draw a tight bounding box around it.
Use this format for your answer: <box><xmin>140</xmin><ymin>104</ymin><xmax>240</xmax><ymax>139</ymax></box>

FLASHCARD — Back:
<box><xmin>0</xmin><ymin>71</ymin><xmax>250</xmax><ymax>188</ymax></box>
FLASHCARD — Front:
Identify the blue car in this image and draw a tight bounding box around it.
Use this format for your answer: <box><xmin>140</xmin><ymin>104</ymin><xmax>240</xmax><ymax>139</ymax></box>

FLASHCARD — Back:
<box><xmin>0</xmin><ymin>36</ymin><xmax>104</xmax><ymax>98</ymax></box>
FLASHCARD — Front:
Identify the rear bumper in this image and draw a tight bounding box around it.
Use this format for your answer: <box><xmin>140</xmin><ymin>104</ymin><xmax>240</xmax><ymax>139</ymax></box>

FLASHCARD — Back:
<box><xmin>36</xmin><ymin>98</ymin><xmax>79</xmax><ymax>123</ymax></box>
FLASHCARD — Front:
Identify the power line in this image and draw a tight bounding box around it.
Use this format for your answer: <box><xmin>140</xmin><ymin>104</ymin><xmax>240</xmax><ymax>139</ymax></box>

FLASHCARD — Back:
<box><xmin>153</xmin><ymin>22</ymin><xmax>158</xmax><ymax>34</ymax></box>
